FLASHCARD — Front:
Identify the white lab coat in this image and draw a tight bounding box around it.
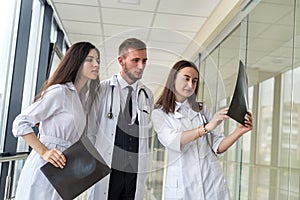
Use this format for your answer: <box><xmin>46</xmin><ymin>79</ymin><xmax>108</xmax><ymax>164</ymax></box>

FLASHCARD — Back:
<box><xmin>12</xmin><ymin>83</ymin><xmax>88</xmax><ymax>200</ymax></box>
<box><xmin>87</xmin><ymin>74</ymin><xmax>154</xmax><ymax>200</ymax></box>
<box><xmin>151</xmin><ymin>101</ymin><xmax>231</xmax><ymax>200</ymax></box>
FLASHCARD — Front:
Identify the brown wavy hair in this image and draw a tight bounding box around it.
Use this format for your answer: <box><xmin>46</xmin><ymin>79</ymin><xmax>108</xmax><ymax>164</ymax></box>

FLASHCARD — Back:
<box><xmin>155</xmin><ymin>60</ymin><xmax>202</xmax><ymax>113</ymax></box>
<box><xmin>34</xmin><ymin>42</ymin><xmax>100</xmax><ymax>111</ymax></box>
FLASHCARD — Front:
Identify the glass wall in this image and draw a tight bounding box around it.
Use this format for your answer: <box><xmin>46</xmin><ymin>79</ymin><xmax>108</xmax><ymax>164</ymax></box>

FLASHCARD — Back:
<box><xmin>257</xmin><ymin>78</ymin><xmax>274</xmax><ymax>166</ymax></box>
<box><xmin>148</xmin><ymin>0</ymin><xmax>299</xmax><ymax>199</ymax></box>
<box><xmin>198</xmin><ymin>0</ymin><xmax>300</xmax><ymax>199</ymax></box>
<box><xmin>8</xmin><ymin>0</ymin><xmax>46</xmax><ymax>198</ymax></box>
<box><xmin>0</xmin><ymin>0</ymin><xmax>66</xmax><ymax>198</ymax></box>
<box><xmin>16</xmin><ymin>0</ymin><xmax>45</xmax><ymax>153</ymax></box>
<box><xmin>0</xmin><ymin>0</ymin><xmax>21</xmax><ymax>153</ymax></box>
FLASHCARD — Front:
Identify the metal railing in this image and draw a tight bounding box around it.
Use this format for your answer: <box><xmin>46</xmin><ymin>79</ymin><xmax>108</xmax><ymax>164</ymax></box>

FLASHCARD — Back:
<box><xmin>0</xmin><ymin>152</ymin><xmax>29</xmax><ymax>200</ymax></box>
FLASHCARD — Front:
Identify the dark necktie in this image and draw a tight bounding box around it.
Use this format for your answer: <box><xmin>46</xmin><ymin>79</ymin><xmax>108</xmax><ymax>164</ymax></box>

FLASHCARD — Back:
<box><xmin>124</xmin><ymin>86</ymin><xmax>133</xmax><ymax>121</ymax></box>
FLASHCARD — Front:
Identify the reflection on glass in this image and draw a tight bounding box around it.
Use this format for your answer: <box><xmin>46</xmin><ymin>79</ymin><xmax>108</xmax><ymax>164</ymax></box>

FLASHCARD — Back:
<box><xmin>226</xmin><ymin>117</ymin><xmax>238</xmax><ymax>161</ymax></box>
<box><xmin>225</xmin><ymin>162</ymin><xmax>240</xmax><ymax>198</ymax></box>
<box><xmin>256</xmin><ymin>167</ymin><xmax>270</xmax><ymax>199</ymax></box>
<box><xmin>242</xmin><ymin>86</ymin><xmax>253</xmax><ymax>163</ymax></box>
<box><xmin>204</xmin><ymin>46</ymin><xmax>222</xmax><ymax>112</ymax></box>
<box><xmin>257</xmin><ymin>78</ymin><xmax>274</xmax><ymax>165</ymax></box>
<box><xmin>197</xmin><ymin>0</ymin><xmax>300</xmax><ymax>199</ymax></box>
<box><xmin>147</xmin><ymin>126</ymin><xmax>165</xmax><ymax>200</ymax></box>
<box><xmin>12</xmin><ymin>0</ymin><xmax>44</xmax><ymax>198</ymax></box>
<box><xmin>240</xmin><ymin>165</ymin><xmax>250</xmax><ymax>200</ymax></box>
<box><xmin>201</xmin><ymin>60</ymin><xmax>213</xmax><ymax>109</ymax></box>
<box><xmin>49</xmin><ymin>50</ymin><xmax>61</xmax><ymax>77</ymax></box>
<box><xmin>0</xmin><ymin>0</ymin><xmax>20</xmax><ymax>152</ymax></box>
<box><xmin>219</xmin><ymin>26</ymin><xmax>240</xmax><ymax>100</ymax></box>
<box><xmin>21</xmin><ymin>1</ymin><xmax>44</xmax><ymax>107</ymax></box>
<box><xmin>281</xmin><ymin>69</ymin><xmax>300</xmax><ymax>169</ymax></box>
<box><xmin>279</xmin><ymin>169</ymin><xmax>299</xmax><ymax>200</ymax></box>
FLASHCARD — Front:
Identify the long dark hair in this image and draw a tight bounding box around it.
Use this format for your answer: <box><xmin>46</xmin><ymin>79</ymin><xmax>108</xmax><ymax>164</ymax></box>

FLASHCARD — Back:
<box><xmin>34</xmin><ymin>42</ymin><xmax>100</xmax><ymax>110</ymax></box>
<box><xmin>155</xmin><ymin>60</ymin><xmax>202</xmax><ymax>113</ymax></box>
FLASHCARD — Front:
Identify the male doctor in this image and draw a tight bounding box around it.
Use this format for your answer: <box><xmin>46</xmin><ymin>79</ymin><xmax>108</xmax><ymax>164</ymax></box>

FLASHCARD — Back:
<box><xmin>88</xmin><ymin>38</ymin><xmax>154</xmax><ymax>200</ymax></box>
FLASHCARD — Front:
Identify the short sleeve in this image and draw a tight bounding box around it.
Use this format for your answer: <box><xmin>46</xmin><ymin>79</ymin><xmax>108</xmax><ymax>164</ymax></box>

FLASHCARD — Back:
<box><xmin>151</xmin><ymin>109</ymin><xmax>182</xmax><ymax>152</ymax></box>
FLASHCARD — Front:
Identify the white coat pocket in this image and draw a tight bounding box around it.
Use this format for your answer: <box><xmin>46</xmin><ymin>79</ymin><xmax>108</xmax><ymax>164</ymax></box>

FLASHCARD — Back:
<box><xmin>164</xmin><ymin>166</ymin><xmax>180</xmax><ymax>198</ymax></box>
<box><xmin>208</xmin><ymin>153</ymin><xmax>229</xmax><ymax>195</ymax></box>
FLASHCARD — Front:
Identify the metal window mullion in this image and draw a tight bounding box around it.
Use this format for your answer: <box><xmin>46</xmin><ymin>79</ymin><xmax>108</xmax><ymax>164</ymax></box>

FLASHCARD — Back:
<box><xmin>0</xmin><ymin>0</ymin><xmax>33</xmax><ymax>199</ymax></box>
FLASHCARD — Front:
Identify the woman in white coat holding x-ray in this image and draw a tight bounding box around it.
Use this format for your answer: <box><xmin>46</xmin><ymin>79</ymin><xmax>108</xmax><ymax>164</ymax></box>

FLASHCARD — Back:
<box><xmin>12</xmin><ymin>42</ymin><xmax>100</xmax><ymax>200</ymax></box>
<box><xmin>151</xmin><ymin>60</ymin><xmax>252</xmax><ymax>200</ymax></box>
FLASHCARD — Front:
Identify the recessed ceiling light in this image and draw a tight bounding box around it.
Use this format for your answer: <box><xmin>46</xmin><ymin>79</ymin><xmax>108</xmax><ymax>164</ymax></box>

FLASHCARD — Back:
<box><xmin>119</xmin><ymin>0</ymin><xmax>140</xmax><ymax>5</ymax></box>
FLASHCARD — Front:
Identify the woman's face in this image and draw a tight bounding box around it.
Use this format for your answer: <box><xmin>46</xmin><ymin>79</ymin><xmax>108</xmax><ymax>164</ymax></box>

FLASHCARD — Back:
<box><xmin>174</xmin><ymin>66</ymin><xmax>198</xmax><ymax>102</ymax></box>
<box><xmin>81</xmin><ymin>49</ymin><xmax>100</xmax><ymax>81</ymax></box>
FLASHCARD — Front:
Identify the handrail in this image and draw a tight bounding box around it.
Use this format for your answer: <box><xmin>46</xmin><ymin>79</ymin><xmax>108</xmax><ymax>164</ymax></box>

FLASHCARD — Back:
<box><xmin>0</xmin><ymin>152</ymin><xmax>29</xmax><ymax>163</ymax></box>
<box><xmin>0</xmin><ymin>152</ymin><xmax>29</xmax><ymax>200</ymax></box>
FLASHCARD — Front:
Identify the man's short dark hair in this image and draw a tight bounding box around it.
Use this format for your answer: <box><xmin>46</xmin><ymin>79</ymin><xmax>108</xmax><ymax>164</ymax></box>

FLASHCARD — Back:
<box><xmin>119</xmin><ymin>38</ymin><xmax>146</xmax><ymax>57</ymax></box>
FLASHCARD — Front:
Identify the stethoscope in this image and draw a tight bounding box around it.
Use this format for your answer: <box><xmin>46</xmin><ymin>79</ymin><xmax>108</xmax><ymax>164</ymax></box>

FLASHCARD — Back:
<box><xmin>107</xmin><ymin>85</ymin><xmax>150</xmax><ymax>119</ymax></box>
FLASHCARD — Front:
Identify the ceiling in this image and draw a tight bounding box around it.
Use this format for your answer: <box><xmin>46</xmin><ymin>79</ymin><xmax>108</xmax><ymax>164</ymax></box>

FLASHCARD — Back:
<box><xmin>48</xmin><ymin>0</ymin><xmax>300</xmax><ymax>99</ymax></box>
<box><xmin>216</xmin><ymin>0</ymin><xmax>299</xmax><ymax>91</ymax></box>
<box><xmin>48</xmin><ymin>0</ymin><xmax>223</xmax><ymax>94</ymax></box>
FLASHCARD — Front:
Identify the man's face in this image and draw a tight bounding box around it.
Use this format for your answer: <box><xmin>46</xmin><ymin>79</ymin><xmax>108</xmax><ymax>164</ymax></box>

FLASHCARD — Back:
<box><xmin>118</xmin><ymin>48</ymin><xmax>147</xmax><ymax>84</ymax></box>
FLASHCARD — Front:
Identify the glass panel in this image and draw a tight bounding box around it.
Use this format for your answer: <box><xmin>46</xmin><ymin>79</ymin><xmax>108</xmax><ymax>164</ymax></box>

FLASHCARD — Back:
<box><xmin>11</xmin><ymin>0</ymin><xmax>45</xmax><ymax>198</ymax></box>
<box><xmin>242</xmin><ymin>86</ymin><xmax>253</xmax><ymax>163</ymax></box>
<box><xmin>202</xmin><ymin>0</ymin><xmax>299</xmax><ymax>199</ymax></box>
<box><xmin>257</xmin><ymin>78</ymin><xmax>274</xmax><ymax>165</ymax></box>
<box><xmin>48</xmin><ymin>44</ymin><xmax>63</xmax><ymax>77</ymax></box>
<box><xmin>217</xmin><ymin>24</ymin><xmax>243</xmax><ymax>198</ymax></box>
<box><xmin>203</xmin><ymin>47</ymin><xmax>219</xmax><ymax>112</ymax></box>
<box><xmin>146</xmin><ymin>127</ymin><xmax>165</xmax><ymax>200</ymax></box>
<box><xmin>280</xmin><ymin>69</ymin><xmax>300</xmax><ymax>169</ymax></box>
<box><xmin>289</xmin><ymin>1</ymin><xmax>300</xmax><ymax>198</ymax></box>
<box><xmin>198</xmin><ymin>57</ymin><xmax>205</xmax><ymax>103</ymax></box>
<box><xmin>16</xmin><ymin>0</ymin><xmax>44</xmax><ymax>153</ymax></box>
<box><xmin>279</xmin><ymin>169</ymin><xmax>300</xmax><ymax>200</ymax></box>
<box><xmin>226</xmin><ymin>118</ymin><xmax>238</xmax><ymax>161</ymax></box>
<box><xmin>200</xmin><ymin>59</ymin><xmax>213</xmax><ymax>109</ymax></box>
<box><xmin>247</xmin><ymin>0</ymin><xmax>295</xmax><ymax>85</ymax></box>
<box><xmin>225</xmin><ymin>162</ymin><xmax>241</xmax><ymax>198</ymax></box>
<box><xmin>0</xmin><ymin>0</ymin><xmax>21</xmax><ymax>152</ymax></box>
<box><xmin>218</xmin><ymin>23</ymin><xmax>242</xmax><ymax>164</ymax></box>
<box><xmin>219</xmin><ymin>26</ymin><xmax>241</xmax><ymax>101</ymax></box>
<box><xmin>247</xmin><ymin>0</ymin><xmax>297</xmax><ymax>199</ymax></box>
<box><xmin>240</xmin><ymin>165</ymin><xmax>250</xmax><ymax>200</ymax></box>
<box><xmin>256</xmin><ymin>167</ymin><xmax>270</xmax><ymax>199</ymax></box>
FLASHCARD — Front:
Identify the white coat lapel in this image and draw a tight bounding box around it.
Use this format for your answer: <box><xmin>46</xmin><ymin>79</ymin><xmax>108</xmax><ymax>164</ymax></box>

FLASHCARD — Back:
<box><xmin>174</xmin><ymin>111</ymin><xmax>183</xmax><ymax>119</ymax></box>
<box><xmin>179</xmin><ymin>100</ymin><xmax>198</xmax><ymax>121</ymax></box>
<box><xmin>174</xmin><ymin>103</ymin><xmax>183</xmax><ymax>119</ymax></box>
<box><xmin>188</xmin><ymin>109</ymin><xmax>198</xmax><ymax>121</ymax></box>
<box><xmin>68</xmin><ymin>83</ymin><xmax>86</xmax><ymax>138</ymax></box>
